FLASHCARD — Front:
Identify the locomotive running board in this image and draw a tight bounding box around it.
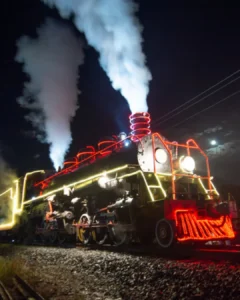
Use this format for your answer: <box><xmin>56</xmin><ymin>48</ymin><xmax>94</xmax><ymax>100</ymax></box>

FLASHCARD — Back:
<box><xmin>175</xmin><ymin>210</ymin><xmax>235</xmax><ymax>242</ymax></box>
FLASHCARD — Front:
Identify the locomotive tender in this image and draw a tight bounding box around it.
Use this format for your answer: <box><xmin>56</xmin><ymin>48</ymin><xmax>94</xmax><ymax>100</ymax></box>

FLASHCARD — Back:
<box><xmin>0</xmin><ymin>113</ymin><xmax>235</xmax><ymax>248</ymax></box>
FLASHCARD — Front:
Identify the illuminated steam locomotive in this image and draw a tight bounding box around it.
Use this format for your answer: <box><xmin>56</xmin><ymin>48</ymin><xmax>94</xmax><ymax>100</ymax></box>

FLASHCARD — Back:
<box><xmin>0</xmin><ymin>113</ymin><xmax>235</xmax><ymax>248</ymax></box>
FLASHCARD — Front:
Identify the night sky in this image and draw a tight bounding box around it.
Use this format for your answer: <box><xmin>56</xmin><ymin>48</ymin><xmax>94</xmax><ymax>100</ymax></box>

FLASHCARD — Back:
<box><xmin>1</xmin><ymin>1</ymin><xmax>240</xmax><ymax>187</ymax></box>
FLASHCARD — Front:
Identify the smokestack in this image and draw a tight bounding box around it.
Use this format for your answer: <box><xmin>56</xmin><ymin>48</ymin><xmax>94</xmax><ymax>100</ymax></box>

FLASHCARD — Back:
<box><xmin>129</xmin><ymin>112</ymin><xmax>151</xmax><ymax>142</ymax></box>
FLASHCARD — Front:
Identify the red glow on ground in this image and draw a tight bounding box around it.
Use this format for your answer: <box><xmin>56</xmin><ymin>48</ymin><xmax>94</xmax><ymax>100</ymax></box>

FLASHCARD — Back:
<box><xmin>198</xmin><ymin>248</ymin><xmax>240</xmax><ymax>253</ymax></box>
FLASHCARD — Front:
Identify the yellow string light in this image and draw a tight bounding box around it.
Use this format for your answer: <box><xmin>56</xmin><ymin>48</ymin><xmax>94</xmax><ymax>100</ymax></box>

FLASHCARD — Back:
<box><xmin>0</xmin><ymin>181</ymin><xmax>19</xmax><ymax>230</ymax></box>
<box><xmin>210</xmin><ymin>180</ymin><xmax>220</xmax><ymax>196</ymax></box>
<box><xmin>0</xmin><ymin>162</ymin><xmax>220</xmax><ymax>230</ymax></box>
<box><xmin>24</xmin><ymin>165</ymin><xmax>129</xmax><ymax>204</ymax></box>
<box><xmin>198</xmin><ymin>178</ymin><xmax>211</xmax><ymax>199</ymax></box>
<box><xmin>22</xmin><ymin>170</ymin><xmax>45</xmax><ymax>206</ymax></box>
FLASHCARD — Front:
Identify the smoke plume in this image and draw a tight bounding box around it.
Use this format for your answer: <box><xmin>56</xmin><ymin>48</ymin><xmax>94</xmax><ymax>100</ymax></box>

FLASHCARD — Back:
<box><xmin>15</xmin><ymin>18</ymin><xmax>85</xmax><ymax>170</ymax></box>
<box><xmin>0</xmin><ymin>157</ymin><xmax>16</xmax><ymax>192</ymax></box>
<box><xmin>0</xmin><ymin>154</ymin><xmax>17</xmax><ymax>224</ymax></box>
<box><xmin>42</xmin><ymin>0</ymin><xmax>152</xmax><ymax>114</ymax></box>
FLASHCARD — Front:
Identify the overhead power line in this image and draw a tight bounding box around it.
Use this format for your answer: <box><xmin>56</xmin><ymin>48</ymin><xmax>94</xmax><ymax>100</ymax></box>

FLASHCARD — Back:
<box><xmin>166</xmin><ymin>90</ymin><xmax>240</xmax><ymax>129</ymax></box>
<box><xmin>152</xmin><ymin>69</ymin><xmax>240</xmax><ymax>127</ymax></box>
<box><xmin>152</xmin><ymin>75</ymin><xmax>240</xmax><ymax>128</ymax></box>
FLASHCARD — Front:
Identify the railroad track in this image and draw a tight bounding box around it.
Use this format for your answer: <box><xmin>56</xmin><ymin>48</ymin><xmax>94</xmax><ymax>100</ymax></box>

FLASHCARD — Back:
<box><xmin>75</xmin><ymin>242</ymin><xmax>240</xmax><ymax>262</ymax></box>
<box><xmin>2</xmin><ymin>239</ymin><xmax>240</xmax><ymax>263</ymax></box>
<box><xmin>0</xmin><ymin>275</ymin><xmax>45</xmax><ymax>300</ymax></box>
<box><xmin>76</xmin><ymin>242</ymin><xmax>200</xmax><ymax>259</ymax></box>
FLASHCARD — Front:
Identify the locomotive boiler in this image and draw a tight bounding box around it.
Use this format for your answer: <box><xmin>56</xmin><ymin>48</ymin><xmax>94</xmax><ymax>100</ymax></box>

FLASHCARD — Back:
<box><xmin>0</xmin><ymin>113</ymin><xmax>235</xmax><ymax>248</ymax></box>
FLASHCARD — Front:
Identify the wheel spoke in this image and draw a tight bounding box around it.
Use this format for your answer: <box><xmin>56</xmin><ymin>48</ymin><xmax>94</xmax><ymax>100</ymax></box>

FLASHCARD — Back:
<box><xmin>155</xmin><ymin>219</ymin><xmax>174</xmax><ymax>248</ymax></box>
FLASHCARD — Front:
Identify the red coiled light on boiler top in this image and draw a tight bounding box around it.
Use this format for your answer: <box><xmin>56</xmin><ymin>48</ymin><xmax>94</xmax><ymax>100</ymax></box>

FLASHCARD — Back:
<box><xmin>129</xmin><ymin>112</ymin><xmax>151</xmax><ymax>142</ymax></box>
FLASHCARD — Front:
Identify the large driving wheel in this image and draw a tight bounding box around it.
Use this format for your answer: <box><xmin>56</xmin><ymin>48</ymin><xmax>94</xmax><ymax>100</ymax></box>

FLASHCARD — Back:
<box><xmin>57</xmin><ymin>232</ymin><xmax>67</xmax><ymax>245</ymax></box>
<box><xmin>78</xmin><ymin>214</ymin><xmax>92</xmax><ymax>245</ymax></box>
<box><xmin>43</xmin><ymin>220</ymin><xmax>58</xmax><ymax>244</ymax></box>
<box><xmin>108</xmin><ymin>224</ymin><xmax>131</xmax><ymax>246</ymax></box>
<box><xmin>155</xmin><ymin>219</ymin><xmax>175</xmax><ymax>248</ymax></box>
<box><xmin>92</xmin><ymin>215</ymin><xmax>108</xmax><ymax>245</ymax></box>
<box><xmin>93</xmin><ymin>227</ymin><xmax>108</xmax><ymax>245</ymax></box>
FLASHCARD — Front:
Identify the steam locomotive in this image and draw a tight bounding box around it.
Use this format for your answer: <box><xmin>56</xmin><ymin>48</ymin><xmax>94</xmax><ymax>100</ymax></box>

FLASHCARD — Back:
<box><xmin>0</xmin><ymin>113</ymin><xmax>235</xmax><ymax>248</ymax></box>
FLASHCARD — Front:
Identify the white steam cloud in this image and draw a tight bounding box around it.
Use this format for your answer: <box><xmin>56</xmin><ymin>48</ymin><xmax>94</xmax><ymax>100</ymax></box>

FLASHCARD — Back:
<box><xmin>42</xmin><ymin>0</ymin><xmax>152</xmax><ymax>114</ymax></box>
<box><xmin>15</xmin><ymin>18</ymin><xmax>84</xmax><ymax>170</ymax></box>
<box><xmin>0</xmin><ymin>154</ymin><xmax>17</xmax><ymax>224</ymax></box>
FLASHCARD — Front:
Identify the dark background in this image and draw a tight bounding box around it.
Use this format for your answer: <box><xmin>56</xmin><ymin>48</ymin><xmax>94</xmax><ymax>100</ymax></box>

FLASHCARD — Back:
<box><xmin>1</xmin><ymin>1</ymin><xmax>240</xmax><ymax>195</ymax></box>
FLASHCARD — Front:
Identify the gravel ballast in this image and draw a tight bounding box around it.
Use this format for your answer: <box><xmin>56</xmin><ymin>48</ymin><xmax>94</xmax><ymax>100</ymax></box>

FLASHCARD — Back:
<box><xmin>1</xmin><ymin>245</ymin><xmax>240</xmax><ymax>300</ymax></box>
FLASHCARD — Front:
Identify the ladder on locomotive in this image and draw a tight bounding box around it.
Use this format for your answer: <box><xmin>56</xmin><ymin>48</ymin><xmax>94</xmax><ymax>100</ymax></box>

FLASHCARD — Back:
<box><xmin>144</xmin><ymin>173</ymin><xmax>165</xmax><ymax>201</ymax></box>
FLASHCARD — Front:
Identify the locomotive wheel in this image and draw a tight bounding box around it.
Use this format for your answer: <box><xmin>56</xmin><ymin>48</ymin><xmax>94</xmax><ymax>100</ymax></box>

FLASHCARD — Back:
<box><xmin>78</xmin><ymin>228</ymin><xmax>85</xmax><ymax>243</ymax></box>
<box><xmin>109</xmin><ymin>224</ymin><xmax>130</xmax><ymax>246</ymax></box>
<box><xmin>57</xmin><ymin>232</ymin><xmax>66</xmax><ymax>245</ymax></box>
<box><xmin>93</xmin><ymin>227</ymin><xmax>108</xmax><ymax>245</ymax></box>
<box><xmin>42</xmin><ymin>221</ymin><xmax>58</xmax><ymax>244</ymax></box>
<box><xmin>48</xmin><ymin>231</ymin><xmax>58</xmax><ymax>244</ymax></box>
<box><xmin>78</xmin><ymin>227</ymin><xmax>92</xmax><ymax>245</ymax></box>
<box><xmin>155</xmin><ymin>219</ymin><xmax>175</xmax><ymax>248</ymax></box>
<box><xmin>78</xmin><ymin>214</ymin><xmax>92</xmax><ymax>245</ymax></box>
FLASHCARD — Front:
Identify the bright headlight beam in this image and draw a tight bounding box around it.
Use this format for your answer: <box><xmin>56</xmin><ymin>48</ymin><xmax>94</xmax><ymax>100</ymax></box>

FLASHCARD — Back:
<box><xmin>179</xmin><ymin>156</ymin><xmax>195</xmax><ymax>173</ymax></box>
<box><xmin>155</xmin><ymin>148</ymin><xmax>168</xmax><ymax>164</ymax></box>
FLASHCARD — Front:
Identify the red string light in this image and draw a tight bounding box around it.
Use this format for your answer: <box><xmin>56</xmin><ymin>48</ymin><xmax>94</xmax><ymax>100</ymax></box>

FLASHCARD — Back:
<box><xmin>34</xmin><ymin>139</ymin><xmax>125</xmax><ymax>190</ymax></box>
<box><xmin>63</xmin><ymin>157</ymin><xmax>79</xmax><ymax>168</ymax></box>
<box><xmin>98</xmin><ymin>140</ymin><xmax>118</xmax><ymax>157</ymax></box>
<box><xmin>77</xmin><ymin>146</ymin><xmax>96</xmax><ymax>162</ymax></box>
<box><xmin>129</xmin><ymin>112</ymin><xmax>151</xmax><ymax>142</ymax></box>
<box><xmin>175</xmin><ymin>210</ymin><xmax>235</xmax><ymax>241</ymax></box>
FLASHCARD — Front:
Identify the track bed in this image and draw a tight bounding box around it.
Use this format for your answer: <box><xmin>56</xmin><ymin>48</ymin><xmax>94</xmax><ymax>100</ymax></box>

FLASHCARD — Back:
<box><xmin>1</xmin><ymin>244</ymin><xmax>240</xmax><ymax>299</ymax></box>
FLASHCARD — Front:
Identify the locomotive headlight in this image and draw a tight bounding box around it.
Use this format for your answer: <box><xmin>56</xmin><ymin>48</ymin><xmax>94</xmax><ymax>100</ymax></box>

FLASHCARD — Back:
<box><xmin>179</xmin><ymin>156</ymin><xmax>195</xmax><ymax>173</ymax></box>
<box><xmin>119</xmin><ymin>132</ymin><xmax>127</xmax><ymax>140</ymax></box>
<box><xmin>155</xmin><ymin>148</ymin><xmax>168</xmax><ymax>164</ymax></box>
